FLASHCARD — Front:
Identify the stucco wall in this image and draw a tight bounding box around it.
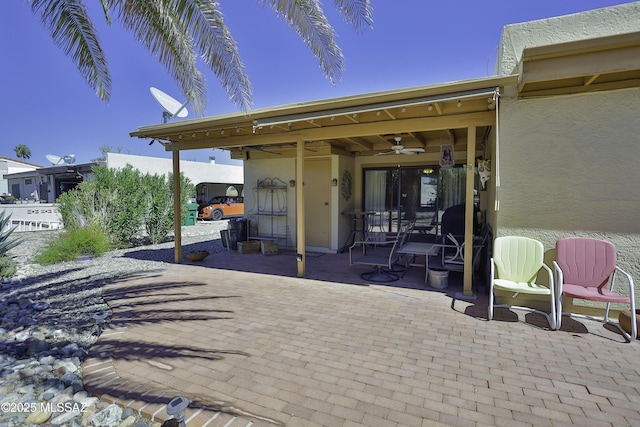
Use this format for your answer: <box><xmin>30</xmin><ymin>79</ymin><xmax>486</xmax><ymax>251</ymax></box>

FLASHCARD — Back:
<box><xmin>106</xmin><ymin>153</ymin><xmax>243</xmax><ymax>186</ymax></box>
<box><xmin>335</xmin><ymin>155</ymin><xmax>356</xmax><ymax>252</ymax></box>
<box><xmin>244</xmin><ymin>158</ymin><xmax>297</xmax><ymax>248</ymax></box>
<box><xmin>496</xmin><ymin>2</ymin><xmax>640</xmax><ymax>75</ymax></box>
<box><xmin>497</xmin><ymin>87</ymin><xmax>640</xmax><ymax>304</ymax></box>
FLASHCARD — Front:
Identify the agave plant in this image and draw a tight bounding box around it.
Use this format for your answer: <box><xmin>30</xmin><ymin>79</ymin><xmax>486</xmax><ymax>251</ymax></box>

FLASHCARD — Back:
<box><xmin>0</xmin><ymin>210</ymin><xmax>22</xmax><ymax>257</ymax></box>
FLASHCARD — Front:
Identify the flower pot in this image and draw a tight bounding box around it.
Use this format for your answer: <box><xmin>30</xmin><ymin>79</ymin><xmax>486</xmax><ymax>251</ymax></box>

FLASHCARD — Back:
<box><xmin>185</xmin><ymin>251</ymin><xmax>209</xmax><ymax>262</ymax></box>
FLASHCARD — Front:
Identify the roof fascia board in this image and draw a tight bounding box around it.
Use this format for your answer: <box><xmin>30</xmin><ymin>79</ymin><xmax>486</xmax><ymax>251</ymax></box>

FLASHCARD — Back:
<box><xmin>252</xmin><ymin>88</ymin><xmax>498</xmax><ymax>130</ymax></box>
<box><xmin>130</xmin><ymin>75</ymin><xmax>516</xmax><ymax>139</ymax></box>
<box><xmin>521</xmin><ymin>31</ymin><xmax>640</xmax><ymax>62</ymax></box>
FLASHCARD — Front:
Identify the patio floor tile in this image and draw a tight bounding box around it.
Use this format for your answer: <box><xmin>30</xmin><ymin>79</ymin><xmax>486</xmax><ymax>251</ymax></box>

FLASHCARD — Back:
<box><xmin>83</xmin><ymin>249</ymin><xmax>640</xmax><ymax>426</ymax></box>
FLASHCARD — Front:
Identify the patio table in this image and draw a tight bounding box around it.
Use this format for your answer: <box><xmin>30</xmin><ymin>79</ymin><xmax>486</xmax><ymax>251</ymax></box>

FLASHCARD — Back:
<box><xmin>398</xmin><ymin>242</ymin><xmax>440</xmax><ymax>284</ymax></box>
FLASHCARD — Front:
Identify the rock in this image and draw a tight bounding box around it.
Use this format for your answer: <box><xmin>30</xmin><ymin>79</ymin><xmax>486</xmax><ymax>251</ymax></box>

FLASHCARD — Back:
<box><xmin>53</xmin><ymin>358</ymin><xmax>79</xmax><ymax>373</ymax></box>
<box><xmin>119</xmin><ymin>415</ymin><xmax>138</xmax><ymax>427</ymax></box>
<box><xmin>14</xmin><ymin>331</ymin><xmax>30</xmax><ymax>342</ymax></box>
<box><xmin>49</xmin><ymin>409</ymin><xmax>81</xmax><ymax>425</ymax></box>
<box><xmin>25</xmin><ymin>409</ymin><xmax>52</xmax><ymax>424</ymax></box>
<box><xmin>88</xmin><ymin>404</ymin><xmax>123</xmax><ymax>427</ymax></box>
<box><xmin>39</xmin><ymin>355</ymin><xmax>56</xmax><ymax>365</ymax></box>
<box><xmin>27</xmin><ymin>339</ymin><xmax>49</xmax><ymax>356</ymax></box>
<box><xmin>60</xmin><ymin>343</ymin><xmax>80</xmax><ymax>355</ymax></box>
<box><xmin>60</xmin><ymin>371</ymin><xmax>81</xmax><ymax>385</ymax></box>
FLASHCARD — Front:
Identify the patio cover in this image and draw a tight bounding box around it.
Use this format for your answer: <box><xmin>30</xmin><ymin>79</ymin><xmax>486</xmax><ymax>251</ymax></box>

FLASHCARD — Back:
<box><xmin>131</xmin><ymin>75</ymin><xmax>518</xmax><ymax>297</ymax></box>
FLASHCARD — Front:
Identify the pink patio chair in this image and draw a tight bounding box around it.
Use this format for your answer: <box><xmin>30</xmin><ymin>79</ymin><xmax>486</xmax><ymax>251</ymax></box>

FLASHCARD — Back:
<box><xmin>554</xmin><ymin>237</ymin><xmax>636</xmax><ymax>340</ymax></box>
<box><xmin>489</xmin><ymin>236</ymin><xmax>556</xmax><ymax>329</ymax></box>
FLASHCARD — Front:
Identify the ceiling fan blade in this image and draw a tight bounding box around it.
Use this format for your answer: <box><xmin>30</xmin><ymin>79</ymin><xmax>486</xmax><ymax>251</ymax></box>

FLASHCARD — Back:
<box><xmin>402</xmin><ymin>148</ymin><xmax>425</xmax><ymax>155</ymax></box>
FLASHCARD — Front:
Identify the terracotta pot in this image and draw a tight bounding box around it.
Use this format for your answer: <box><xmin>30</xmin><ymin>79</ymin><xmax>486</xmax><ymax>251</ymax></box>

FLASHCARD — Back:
<box><xmin>185</xmin><ymin>251</ymin><xmax>209</xmax><ymax>262</ymax></box>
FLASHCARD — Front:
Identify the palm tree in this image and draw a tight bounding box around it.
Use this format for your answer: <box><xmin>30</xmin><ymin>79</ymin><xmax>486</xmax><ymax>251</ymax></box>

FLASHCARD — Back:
<box><xmin>13</xmin><ymin>144</ymin><xmax>32</xmax><ymax>161</ymax></box>
<box><xmin>29</xmin><ymin>0</ymin><xmax>373</xmax><ymax>114</ymax></box>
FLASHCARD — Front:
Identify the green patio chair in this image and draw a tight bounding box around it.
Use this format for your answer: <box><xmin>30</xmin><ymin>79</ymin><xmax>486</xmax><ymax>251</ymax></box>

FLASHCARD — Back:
<box><xmin>488</xmin><ymin>236</ymin><xmax>556</xmax><ymax>329</ymax></box>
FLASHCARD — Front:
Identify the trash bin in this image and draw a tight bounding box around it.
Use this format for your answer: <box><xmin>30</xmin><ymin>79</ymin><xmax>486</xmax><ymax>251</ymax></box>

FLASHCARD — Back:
<box><xmin>182</xmin><ymin>203</ymin><xmax>198</xmax><ymax>226</ymax></box>
<box><xmin>228</xmin><ymin>217</ymin><xmax>248</xmax><ymax>250</ymax></box>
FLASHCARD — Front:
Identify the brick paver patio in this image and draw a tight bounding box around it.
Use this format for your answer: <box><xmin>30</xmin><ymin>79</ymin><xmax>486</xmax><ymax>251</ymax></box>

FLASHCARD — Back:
<box><xmin>83</xmin><ymin>250</ymin><xmax>640</xmax><ymax>426</ymax></box>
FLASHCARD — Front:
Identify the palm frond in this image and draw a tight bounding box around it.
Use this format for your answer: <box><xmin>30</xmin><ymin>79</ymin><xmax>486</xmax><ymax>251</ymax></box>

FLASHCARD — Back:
<box><xmin>171</xmin><ymin>0</ymin><xmax>253</xmax><ymax>112</ymax></box>
<box><xmin>331</xmin><ymin>0</ymin><xmax>373</xmax><ymax>33</ymax></box>
<box><xmin>109</xmin><ymin>0</ymin><xmax>208</xmax><ymax>114</ymax></box>
<box><xmin>32</xmin><ymin>0</ymin><xmax>111</xmax><ymax>102</ymax></box>
<box><xmin>260</xmin><ymin>0</ymin><xmax>345</xmax><ymax>84</ymax></box>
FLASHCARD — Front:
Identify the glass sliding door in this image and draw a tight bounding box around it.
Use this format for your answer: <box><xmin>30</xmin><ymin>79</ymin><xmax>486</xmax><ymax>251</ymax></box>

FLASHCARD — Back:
<box><xmin>363</xmin><ymin>165</ymin><xmax>468</xmax><ymax>240</ymax></box>
<box><xmin>363</xmin><ymin>169</ymin><xmax>394</xmax><ymax>232</ymax></box>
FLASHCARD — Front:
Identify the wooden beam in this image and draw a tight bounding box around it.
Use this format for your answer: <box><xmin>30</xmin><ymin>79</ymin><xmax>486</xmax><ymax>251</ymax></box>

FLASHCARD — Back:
<box><xmin>462</xmin><ymin>125</ymin><xmax>476</xmax><ymax>298</ymax></box>
<box><xmin>296</xmin><ymin>136</ymin><xmax>306</xmax><ymax>277</ymax></box>
<box><xmin>173</xmin><ymin>151</ymin><xmax>182</xmax><ymax>263</ymax></box>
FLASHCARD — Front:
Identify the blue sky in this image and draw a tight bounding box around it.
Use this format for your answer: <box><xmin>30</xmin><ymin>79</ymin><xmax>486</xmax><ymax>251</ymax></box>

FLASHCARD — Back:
<box><xmin>0</xmin><ymin>1</ymin><xmax>632</xmax><ymax>166</ymax></box>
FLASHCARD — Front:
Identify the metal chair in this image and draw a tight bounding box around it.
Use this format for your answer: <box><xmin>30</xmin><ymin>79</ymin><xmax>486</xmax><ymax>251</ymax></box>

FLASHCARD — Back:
<box><xmin>554</xmin><ymin>237</ymin><xmax>636</xmax><ymax>340</ymax></box>
<box><xmin>349</xmin><ymin>220</ymin><xmax>414</xmax><ymax>282</ymax></box>
<box><xmin>488</xmin><ymin>236</ymin><xmax>556</xmax><ymax>329</ymax></box>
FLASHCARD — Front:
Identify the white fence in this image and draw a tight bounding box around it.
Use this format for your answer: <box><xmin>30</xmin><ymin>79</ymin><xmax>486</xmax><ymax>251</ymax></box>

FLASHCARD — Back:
<box><xmin>0</xmin><ymin>203</ymin><xmax>64</xmax><ymax>232</ymax></box>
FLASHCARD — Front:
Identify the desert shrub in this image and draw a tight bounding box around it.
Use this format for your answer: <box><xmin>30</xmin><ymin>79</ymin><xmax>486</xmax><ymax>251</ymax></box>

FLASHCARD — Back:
<box><xmin>0</xmin><ymin>256</ymin><xmax>17</xmax><ymax>278</ymax></box>
<box><xmin>56</xmin><ymin>165</ymin><xmax>194</xmax><ymax>248</ymax></box>
<box><xmin>142</xmin><ymin>173</ymin><xmax>174</xmax><ymax>244</ymax></box>
<box><xmin>93</xmin><ymin>166</ymin><xmax>146</xmax><ymax>247</ymax></box>
<box><xmin>34</xmin><ymin>224</ymin><xmax>111</xmax><ymax>265</ymax></box>
<box><xmin>142</xmin><ymin>172</ymin><xmax>195</xmax><ymax>244</ymax></box>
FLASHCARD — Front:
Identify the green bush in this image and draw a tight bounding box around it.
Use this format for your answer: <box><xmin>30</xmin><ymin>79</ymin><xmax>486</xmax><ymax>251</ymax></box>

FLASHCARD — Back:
<box><xmin>0</xmin><ymin>256</ymin><xmax>17</xmax><ymax>278</ymax></box>
<box><xmin>57</xmin><ymin>165</ymin><xmax>194</xmax><ymax>248</ymax></box>
<box><xmin>35</xmin><ymin>225</ymin><xmax>111</xmax><ymax>265</ymax></box>
<box><xmin>142</xmin><ymin>172</ymin><xmax>194</xmax><ymax>244</ymax></box>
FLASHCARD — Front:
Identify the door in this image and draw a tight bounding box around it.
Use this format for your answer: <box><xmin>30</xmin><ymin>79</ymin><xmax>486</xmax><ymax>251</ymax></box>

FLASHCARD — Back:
<box><xmin>304</xmin><ymin>158</ymin><xmax>331</xmax><ymax>248</ymax></box>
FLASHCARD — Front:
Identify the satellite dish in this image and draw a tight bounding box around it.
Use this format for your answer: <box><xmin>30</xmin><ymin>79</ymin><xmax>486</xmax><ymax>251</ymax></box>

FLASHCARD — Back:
<box><xmin>150</xmin><ymin>87</ymin><xmax>189</xmax><ymax>123</ymax></box>
<box><xmin>46</xmin><ymin>154</ymin><xmax>64</xmax><ymax>165</ymax></box>
<box><xmin>45</xmin><ymin>154</ymin><xmax>76</xmax><ymax>165</ymax></box>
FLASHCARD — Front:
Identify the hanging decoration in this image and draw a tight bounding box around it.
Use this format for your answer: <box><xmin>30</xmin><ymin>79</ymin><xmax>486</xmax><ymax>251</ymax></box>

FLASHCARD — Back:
<box><xmin>440</xmin><ymin>144</ymin><xmax>454</xmax><ymax>168</ymax></box>
<box><xmin>477</xmin><ymin>158</ymin><xmax>491</xmax><ymax>189</ymax></box>
<box><xmin>341</xmin><ymin>170</ymin><xmax>353</xmax><ymax>201</ymax></box>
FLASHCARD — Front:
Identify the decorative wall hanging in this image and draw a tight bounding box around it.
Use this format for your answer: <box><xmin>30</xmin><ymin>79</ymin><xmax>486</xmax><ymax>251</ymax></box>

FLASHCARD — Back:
<box><xmin>341</xmin><ymin>170</ymin><xmax>353</xmax><ymax>201</ymax></box>
<box><xmin>477</xmin><ymin>159</ymin><xmax>491</xmax><ymax>189</ymax></box>
<box><xmin>440</xmin><ymin>144</ymin><xmax>454</xmax><ymax>168</ymax></box>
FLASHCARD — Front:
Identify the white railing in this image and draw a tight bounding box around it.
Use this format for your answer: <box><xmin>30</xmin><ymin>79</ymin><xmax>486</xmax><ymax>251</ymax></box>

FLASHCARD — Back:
<box><xmin>1</xmin><ymin>203</ymin><xmax>64</xmax><ymax>233</ymax></box>
<box><xmin>10</xmin><ymin>220</ymin><xmax>63</xmax><ymax>232</ymax></box>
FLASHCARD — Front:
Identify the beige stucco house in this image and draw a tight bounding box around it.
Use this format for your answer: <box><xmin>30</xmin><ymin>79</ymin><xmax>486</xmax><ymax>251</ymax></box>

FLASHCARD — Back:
<box><xmin>130</xmin><ymin>2</ymin><xmax>640</xmax><ymax>306</ymax></box>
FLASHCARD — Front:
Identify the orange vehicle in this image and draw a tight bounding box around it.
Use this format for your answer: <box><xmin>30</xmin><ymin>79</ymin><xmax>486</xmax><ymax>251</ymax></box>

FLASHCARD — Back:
<box><xmin>197</xmin><ymin>196</ymin><xmax>244</xmax><ymax>221</ymax></box>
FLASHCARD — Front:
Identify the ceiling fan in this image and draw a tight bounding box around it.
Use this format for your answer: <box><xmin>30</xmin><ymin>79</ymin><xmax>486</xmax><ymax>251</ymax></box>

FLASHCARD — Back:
<box><xmin>376</xmin><ymin>136</ymin><xmax>425</xmax><ymax>156</ymax></box>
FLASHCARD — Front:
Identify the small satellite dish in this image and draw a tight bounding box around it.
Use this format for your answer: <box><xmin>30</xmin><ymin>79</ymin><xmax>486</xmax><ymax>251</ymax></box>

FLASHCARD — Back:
<box><xmin>46</xmin><ymin>154</ymin><xmax>76</xmax><ymax>165</ymax></box>
<box><xmin>150</xmin><ymin>87</ymin><xmax>189</xmax><ymax>123</ymax></box>
<box><xmin>46</xmin><ymin>154</ymin><xmax>64</xmax><ymax>165</ymax></box>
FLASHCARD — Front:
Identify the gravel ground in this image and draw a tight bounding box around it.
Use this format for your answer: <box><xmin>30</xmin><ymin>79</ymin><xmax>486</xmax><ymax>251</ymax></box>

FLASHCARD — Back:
<box><xmin>0</xmin><ymin>220</ymin><xmax>230</xmax><ymax>426</ymax></box>
<box><xmin>5</xmin><ymin>220</ymin><xmax>229</xmax><ymax>349</ymax></box>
